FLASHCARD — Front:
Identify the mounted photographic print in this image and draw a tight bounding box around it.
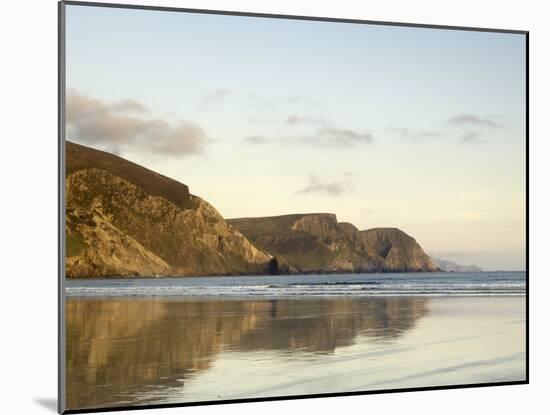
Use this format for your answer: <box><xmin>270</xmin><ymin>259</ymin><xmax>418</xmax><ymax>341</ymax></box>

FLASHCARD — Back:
<box><xmin>58</xmin><ymin>1</ymin><xmax>528</xmax><ymax>413</ymax></box>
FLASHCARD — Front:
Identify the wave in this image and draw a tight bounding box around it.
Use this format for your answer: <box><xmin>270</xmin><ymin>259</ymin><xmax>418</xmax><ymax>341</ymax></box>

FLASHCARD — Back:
<box><xmin>65</xmin><ymin>272</ymin><xmax>526</xmax><ymax>298</ymax></box>
<box><xmin>66</xmin><ymin>284</ymin><xmax>526</xmax><ymax>298</ymax></box>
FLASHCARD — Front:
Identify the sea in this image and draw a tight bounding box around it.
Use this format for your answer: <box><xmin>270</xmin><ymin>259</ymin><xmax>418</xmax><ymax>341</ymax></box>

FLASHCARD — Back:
<box><xmin>65</xmin><ymin>271</ymin><xmax>526</xmax><ymax>298</ymax></box>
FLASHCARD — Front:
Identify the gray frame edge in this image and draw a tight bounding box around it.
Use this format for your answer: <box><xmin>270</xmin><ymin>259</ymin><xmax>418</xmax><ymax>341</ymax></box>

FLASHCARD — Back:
<box><xmin>58</xmin><ymin>1</ymin><xmax>67</xmax><ymax>413</ymax></box>
<box><xmin>63</xmin><ymin>0</ymin><xmax>528</xmax><ymax>34</ymax></box>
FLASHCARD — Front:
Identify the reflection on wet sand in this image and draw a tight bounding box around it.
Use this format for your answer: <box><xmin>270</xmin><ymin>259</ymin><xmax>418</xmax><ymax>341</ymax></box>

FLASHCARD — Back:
<box><xmin>66</xmin><ymin>297</ymin><xmax>428</xmax><ymax>410</ymax></box>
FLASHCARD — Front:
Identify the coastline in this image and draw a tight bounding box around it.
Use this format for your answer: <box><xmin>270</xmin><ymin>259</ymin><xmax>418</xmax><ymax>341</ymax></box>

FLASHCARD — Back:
<box><xmin>64</xmin><ymin>271</ymin><xmax>526</xmax><ymax>299</ymax></box>
<box><xmin>65</xmin><ymin>268</ymin><xmax>449</xmax><ymax>279</ymax></box>
<box><xmin>64</xmin><ymin>269</ymin><xmax>525</xmax><ymax>280</ymax></box>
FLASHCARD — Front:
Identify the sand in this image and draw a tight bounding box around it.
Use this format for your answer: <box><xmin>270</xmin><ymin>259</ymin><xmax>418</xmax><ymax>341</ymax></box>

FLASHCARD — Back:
<box><xmin>66</xmin><ymin>296</ymin><xmax>526</xmax><ymax>410</ymax></box>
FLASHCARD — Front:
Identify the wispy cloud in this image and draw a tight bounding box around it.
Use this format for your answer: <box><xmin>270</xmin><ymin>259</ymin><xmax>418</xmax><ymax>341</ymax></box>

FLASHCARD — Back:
<box><xmin>295</xmin><ymin>173</ymin><xmax>354</xmax><ymax>197</ymax></box>
<box><xmin>66</xmin><ymin>89</ymin><xmax>208</xmax><ymax>155</ymax></box>
<box><xmin>389</xmin><ymin>127</ymin><xmax>446</xmax><ymax>140</ymax></box>
<box><xmin>313</xmin><ymin>127</ymin><xmax>373</xmax><ymax>146</ymax></box>
<box><xmin>285</xmin><ymin>115</ymin><xmax>330</xmax><ymax>127</ymax></box>
<box><xmin>448</xmin><ymin>113</ymin><xmax>499</xmax><ymax>128</ymax></box>
<box><xmin>461</xmin><ymin>132</ymin><xmax>487</xmax><ymax>144</ymax></box>
<box><xmin>247</xmin><ymin>113</ymin><xmax>371</xmax><ymax>147</ymax></box>
<box><xmin>446</xmin><ymin>114</ymin><xmax>498</xmax><ymax>144</ymax></box>
<box><xmin>111</xmin><ymin>99</ymin><xmax>149</xmax><ymax>114</ymax></box>
<box><xmin>243</xmin><ymin>127</ymin><xmax>373</xmax><ymax>148</ymax></box>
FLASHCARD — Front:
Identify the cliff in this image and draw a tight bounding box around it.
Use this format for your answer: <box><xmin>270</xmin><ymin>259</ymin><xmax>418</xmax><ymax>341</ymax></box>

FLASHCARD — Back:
<box><xmin>227</xmin><ymin>214</ymin><xmax>438</xmax><ymax>273</ymax></box>
<box><xmin>432</xmin><ymin>258</ymin><xmax>483</xmax><ymax>272</ymax></box>
<box><xmin>65</xmin><ymin>142</ymin><xmax>274</xmax><ymax>277</ymax></box>
<box><xmin>359</xmin><ymin>228</ymin><xmax>437</xmax><ymax>272</ymax></box>
<box><xmin>66</xmin><ymin>142</ymin><xmax>438</xmax><ymax>277</ymax></box>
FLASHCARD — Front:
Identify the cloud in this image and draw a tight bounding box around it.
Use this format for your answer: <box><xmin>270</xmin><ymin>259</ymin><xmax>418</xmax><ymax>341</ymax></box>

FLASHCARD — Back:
<box><xmin>444</xmin><ymin>114</ymin><xmax>498</xmax><ymax>144</ymax></box>
<box><xmin>248</xmin><ymin>113</ymin><xmax>372</xmax><ymax>147</ymax></box>
<box><xmin>461</xmin><ymin>132</ymin><xmax>487</xmax><ymax>144</ymax></box>
<box><xmin>312</xmin><ymin>127</ymin><xmax>373</xmax><ymax>146</ymax></box>
<box><xmin>389</xmin><ymin>127</ymin><xmax>446</xmax><ymax>140</ymax></box>
<box><xmin>243</xmin><ymin>129</ymin><xmax>372</xmax><ymax>148</ymax></box>
<box><xmin>285</xmin><ymin>115</ymin><xmax>329</xmax><ymax>126</ymax></box>
<box><xmin>66</xmin><ymin>89</ymin><xmax>208</xmax><ymax>155</ymax></box>
<box><xmin>243</xmin><ymin>127</ymin><xmax>373</xmax><ymax>148</ymax></box>
<box><xmin>199</xmin><ymin>89</ymin><xmax>230</xmax><ymax>105</ymax></box>
<box><xmin>295</xmin><ymin>173</ymin><xmax>353</xmax><ymax>197</ymax></box>
<box><xmin>111</xmin><ymin>99</ymin><xmax>149</xmax><ymax>114</ymax></box>
<box><xmin>448</xmin><ymin>114</ymin><xmax>499</xmax><ymax>127</ymax></box>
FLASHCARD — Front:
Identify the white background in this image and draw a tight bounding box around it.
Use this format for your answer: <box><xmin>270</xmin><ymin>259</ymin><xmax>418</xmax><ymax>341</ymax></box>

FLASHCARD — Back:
<box><xmin>0</xmin><ymin>0</ymin><xmax>545</xmax><ymax>414</ymax></box>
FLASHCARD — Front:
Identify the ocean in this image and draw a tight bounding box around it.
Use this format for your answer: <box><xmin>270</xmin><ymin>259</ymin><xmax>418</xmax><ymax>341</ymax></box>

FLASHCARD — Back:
<box><xmin>65</xmin><ymin>271</ymin><xmax>526</xmax><ymax>298</ymax></box>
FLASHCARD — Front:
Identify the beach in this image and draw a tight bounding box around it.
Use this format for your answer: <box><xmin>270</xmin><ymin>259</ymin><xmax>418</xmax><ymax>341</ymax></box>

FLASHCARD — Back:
<box><xmin>66</xmin><ymin>292</ymin><xmax>526</xmax><ymax>410</ymax></box>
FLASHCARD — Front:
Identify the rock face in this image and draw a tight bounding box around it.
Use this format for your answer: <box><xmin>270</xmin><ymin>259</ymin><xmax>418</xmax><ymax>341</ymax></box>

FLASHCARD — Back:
<box><xmin>359</xmin><ymin>228</ymin><xmax>437</xmax><ymax>272</ymax></box>
<box><xmin>432</xmin><ymin>258</ymin><xmax>483</xmax><ymax>272</ymax></box>
<box><xmin>66</xmin><ymin>142</ymin><xmax>438</xmax><ymax>277</ymax></box>
<box><xmin>65</xmin><ymin>142</ymin><xmax>273</xmax><ymax>277</ymax></box>
<box><xmin>227</xmin><ymin>214</ymin><xmax>438</xmax><ymax>273</ymax></box>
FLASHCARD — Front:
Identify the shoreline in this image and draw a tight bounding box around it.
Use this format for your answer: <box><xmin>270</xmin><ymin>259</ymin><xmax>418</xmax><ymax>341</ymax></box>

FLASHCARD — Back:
<box><xmin>64</xmin><ymin>271</ymin><xmax>526</xmax><ymax>298</ymax></box>
<box><xmin>65</xmin><ymin>294</ymin><xmax>527</xmax><ymax>301</ymax></box>
<box><xmin>66</xmin><ymin>296</ymin><xmax>526</xmax><ymax>410</ymax></box>
<box><xmin>64</xmin><ymin>269</ymin><xmax>525</xmax><ymax>280</ymax></box>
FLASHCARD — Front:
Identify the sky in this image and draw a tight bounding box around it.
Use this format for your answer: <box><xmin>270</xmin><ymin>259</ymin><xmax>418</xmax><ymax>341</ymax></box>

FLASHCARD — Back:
<box><xmin>65</xmin><ymin>4</ymin><xmax>526</xmax><ymax>271</ymax></box>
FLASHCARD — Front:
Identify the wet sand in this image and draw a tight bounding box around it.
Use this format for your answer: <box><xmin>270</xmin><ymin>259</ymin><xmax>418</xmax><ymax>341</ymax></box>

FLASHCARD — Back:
<box><xmin>66</xmin><ymin>296</ymin><xmax>526</xmax><ymax>410</ymax></box>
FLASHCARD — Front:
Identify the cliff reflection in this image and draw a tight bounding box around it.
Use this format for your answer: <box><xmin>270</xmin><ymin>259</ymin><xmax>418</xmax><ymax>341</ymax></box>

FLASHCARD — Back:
<box><xmin>66</xmin><ymin>297</ymin><xmax>429</xmax><ymax>410</ymax></box>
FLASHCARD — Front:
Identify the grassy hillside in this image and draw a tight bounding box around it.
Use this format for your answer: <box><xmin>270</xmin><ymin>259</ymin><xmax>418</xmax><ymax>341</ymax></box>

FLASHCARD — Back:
<box><xmin>66</xmin><ymin>141</ymin><xmax>195</xmax><ymax>209</ymax></box>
